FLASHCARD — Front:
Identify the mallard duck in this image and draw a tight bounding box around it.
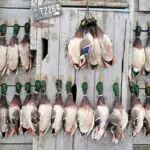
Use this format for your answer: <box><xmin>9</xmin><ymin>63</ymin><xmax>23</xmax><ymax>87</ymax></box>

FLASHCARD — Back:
<box><xmin>143</xmin><ymin>82</ymin><xmax>150</xmax><ymax>136</ymax></box>
<box><xmin>20</xmin><ymin>80</ymin><xmax>31</xmax><ymax>135</ymax></box>
<box><xmin>129</xmin><ymin>80</ymin><xmax>145</xmax><ymax>136</ymax></box>
<box><xmin>144</xmin><ymin>22</ymin><xmax>150</xmax><ymax>75</ymax></box>
<box><xmin>108</xmin><ymin>80</ymin><xmax>128</xmax><ymax>143</ymax></box>
<box><xmin>91</xmin><ymin>79</ymin><xmax>109</xmax><ymax>140</ymax></box>
<box><xmin>63</xmin><ymin>79</ymin><xmax>77</xmax><ymax>136</ymax></box>
<box><xmin>77</xmin><ymin>81</ymin><xmax>94</xmax><ymax>136</ymax></box>
<box><xmin>68</xmin><ymin>19</ymin><xmax>85</xmax><ymax>69</ymax></box>
<box><xmin>25</xmin><ymin>78</ymin><xmax>41</xmax><ymax>136</ymax></box>
<box><xmin>38</xmin><ymin>75</ymin><xmax>52</xmax><ymax>136</ymax></box>
<box><xmin>7</xmin><ymin>20</ymin><xmax>20</xmax><ymax>73</ymax></box>
<box><xmin>0</xmin><ymin>82</ymin><xmax>9</xmax><ymax>138</ymax></box>
<box><xmin>51</xmin><ymin>79</ymin><xmax>64</xmax><ymax>135</ymax></box>
<box><xmin>19</xmin><ymin>20</ymin><xmax>32</xmax><ymax>73</ymax></box>
<box><xmin>0</xmin><ymin>21</ymin><xmax>7</xmax><ymax>74</ymax></box>
<box><xmin>132</xmin><ymin>22</ymin><xmax>145</xmax><ymax>76</ymax></box>
<box><xmin>88</xmin><ymin>18</ymin><xmax>103</xmax><ymax>69</ymax></box>
<box><xmin>9</xmin><ymin>81</ymin><xmax>22</xmax><ymax>136</ymax></box>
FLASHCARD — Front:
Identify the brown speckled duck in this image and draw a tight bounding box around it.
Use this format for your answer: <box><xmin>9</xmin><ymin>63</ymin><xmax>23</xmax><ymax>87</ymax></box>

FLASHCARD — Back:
<box><xmin>144</xmin><ymin>22</ymin><xmax>150</xmax><ymax>75</ymax></box>
<box><xmin>143</xmin><ymin>82</ymin><xmax>150</xmax><ymax>136</ymax></box>
<box><xmin>132</xmin><ymin>22</ymin><xmax>145</xmax><ymax>76</ymax></box>
<box><xmin>9</xmin><ymin>80</ymin><xmax>22</xmax><ymax>136</ymax></box>
<box><xmin>129</xmin><ymin>80</ymin><xmax>145</xmax><ymax>137</ymax></box>
<box><xmin>107</xmin><ymin>79</ymin><xmax>128</xmax><ymax>143</ymax></box>
<box><xmin>0</xmin><ymin>82</ymin><xmax>9</xmax><ymax>138</ymax></box>
<box><xmin>77</xmin><ymin>81</ymin><xmax>94</xmax><ymax>136</ymax></box>
<box><xmin>91</xmin><ymin>79</ymin><xmax>109</xmax><ymax>140</ymax></box>
<box><xmin>63</xmin><ymin>78</ymin><xmax>77</xmax><ymax>136</ymax></box>
<box><xmin>51</xmin><ymin>78</ymin><xmax>64</xmax><ymax>135</ymax></box>
<box><xmin>38</xmin><ymin>75</ymin><xmax>52</xmax><ymax>136</ymax></box>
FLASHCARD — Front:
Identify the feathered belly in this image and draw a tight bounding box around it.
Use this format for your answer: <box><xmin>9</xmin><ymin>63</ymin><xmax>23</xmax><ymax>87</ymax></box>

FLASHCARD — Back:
<box><xmin>20</xmin><ymin>107</ymin><xmax>29</xmax><ymax>129</ymax></box>
<box><xmin>19</xmin><ymin>43</ymin><xmax>30</xmax><ymax>70</ymax></box>
<box><xmin>0</xmin><ymin>46</ymin><xmax>7</xmax><ymax>71</ymax></box>
<box><xmin>0</xmin><ymin>108</ymin><xmax>9</xmax><ymax>132</ymax></box>
<box><xmin>77</xmin><ymin>107</ymin><xmax>94</xmax><ymax>134</ymax></box>
<box><xmin>68</xmin><ymin>38</ymin><xmax>82</xmax><ymax>66</ymax></box>
<box><xmin>64</xmin><ymin>106</ymin><xmax>77</xmax><ymax>132</ymax></box>
<box><xmin>144</xmin><ymin>46</ymin><xmax>150</xmax><ymax>71</ymax></box>
<box><xmin>132</xmin><ymin>47</ymin><xmax>145</xmax><ymax>71</ymax></box>
<box><xmin>7</xmin><ymin>45</ymin><xmax>19</xmax><ymax>71</ymax></box>
<box><xmin>38</xmin><ymin>104</ymin><xmax>52</xmax><ymax>132</ymax></box>
<box><xmin>52</xmin><ymin>105</ymin><xmax>64</xmax><ymax>132</ymax></box>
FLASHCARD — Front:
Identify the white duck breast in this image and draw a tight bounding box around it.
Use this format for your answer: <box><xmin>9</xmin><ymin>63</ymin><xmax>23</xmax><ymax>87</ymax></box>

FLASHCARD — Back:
<box><xmin>64</xmin><ymin>106</ymin><xmax>77</xmax><ymax>134</ymax></box>
<box><xmin>38</xmin><ymin>103</ymin><xmax>52</xmax><ymax>135</ymax></box>
<box><xmin>68</xmin><ymin>37</ymin><xmax>82</xmax><ymax>67</ymax></box>
<box><xmin>51</xmin><ymin>104</ymin><xmax>64</xmax><ymax>134</ymax></box>
<box><xmin>131</xmin><ymin>104</ymin><xmax>145</xmax><ymax>136</ymax></box>
<box><xmin>78</xmin><ymin>106</ymin><xmax>94</xmax><ymax>135</ymax></box>
<box><xmin>89</xmin><ymin>38</ymin><xmax>103</xmax><ymax>68</ymax></box>
<box><xmin>91</xmin><ymin>104</ymin><xmax>109</xmax><ymax>140</ymax></box>
<box><xmin>144</xmin><ymin>46</ymin><xmax>150</xmax><ymax>72</ymax></box>
<box><xmin>19</xmin><ymin>43</ymin><xmax>30</xmax><ymax>71</ymax></box>
<box><xmin>0</xmin><ymin>45</ymin><xmax>7</xmax><ymax>72</ymax></box>
<box><xmin>7</xmin><ymin>44</ymin><xmax>19</xmax><ymax>71</ymax></box>
<box><xmin>99</xmin><ymin>34</ymin><xmax>113</xmax><ymax>66</ymax></box>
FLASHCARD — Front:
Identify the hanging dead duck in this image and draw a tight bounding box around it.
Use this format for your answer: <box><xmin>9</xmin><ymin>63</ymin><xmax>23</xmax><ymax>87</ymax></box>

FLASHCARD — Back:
<box><xmin>97</xmin><ymin>22</ymin><xmax>114</xmax><ymax>68</ymax></box>
<box><xmin>25</xmin><ymin>76</ymin><xmax>41</xmax><ymax>136</ymax></box>
<box><xmin>9</xmin><ymin>80</ymin><xmax>22</xmax><ymax>136</ymax></box>
<box><xmin>0</xmin><ymin>81</ymin><xmax>9</xmax><ymax>138</ymax></box>
<box><xmin>38</xmin><ymin>75</ymin><xmax>52</xmax><ymax>136</ymax></box>
<box><xmin>129</xmin><ymin>79</ymin><xmax>145</xmax><ymax>137</ymax></box>
<box><xmin>20</xmin><ymin>80</ymin><xmax>31</xmax><ymax>135</ymax></box>
<box><xmin>0</xmin><ymin>21</ymin><xmax>7</xmax><ymax>74</ymax></box>
<box><xmin>7</xmin><ymin>20</ymin><xmax>20</xmax><ymax>74</ymax></box>
<box><xmin>132</xmin><ymin>22</ymin><xmax>145</xmax><ymax>76</ymax></box>
<box><xmin>51</xmin><ymin>78</ymin><xmax>64</xmax><ymax>135</ymax></box>
<box><xmin>63</xmin><ymin>77</ymin><xmax>77</xmax><ymax>136</ymax></box>
<box><xmin>108</xmin><ymin>79</ymin><xmax>128</xmax><ymax>143</ymax></box>
<box><xmin>143</xmin><ymin>82</ymin><xmax>150</xmax><ymax>136</ymax></box>
<box><xmin>88</xmin><ymin>18</ymin><xmax>103</xmax><ymax>69</ymax></box>
<box><xmin>68</xmin><ymin>19</ymin><xmax>85</xmax><ymax>69</ymax></box>
<box><xmin>19</xmin><ymin>20</ymin><xmax>32</xmax><ymax>73</ymax></box>
<box><xmin>77</xmin><ymin>80</ymin><xmax>94</xmax><ymax>136</ymax></box>
<box><xmin>144</xmin><ymin>22</ymin><xmax>150</xmax><ymax>75</ymax></box>
<box><xmin>91</xmin><ymin>78</ymin><xmax>109</xmax><ymax>141</ymax></box>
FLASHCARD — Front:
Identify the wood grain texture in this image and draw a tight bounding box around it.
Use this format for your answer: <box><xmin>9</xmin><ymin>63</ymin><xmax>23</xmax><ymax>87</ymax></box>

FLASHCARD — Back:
<box><xmin>0</xmin><ymin>0</ymin><xmax>30</xmax><ymax>8</ymax></box>
<box><xmin>0</xmin><ymin>144</ymin><xmax>32</xmax><ymax>150</ymax></box>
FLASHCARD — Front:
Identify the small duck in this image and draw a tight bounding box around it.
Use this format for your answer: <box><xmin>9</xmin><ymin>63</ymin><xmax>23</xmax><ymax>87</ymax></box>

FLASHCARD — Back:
<box><xmin>25</xmin><ymin>77</ymin><xmax>41</xmax><ymax>136</ymax></box>
<box><xmin>91</xmin><ymin>79</ymin><xmax>109</xmax><ymax>141</ymax></box>
<box><xmin>97</xmin><ymin>23</ymin><xmax>114</xmax><ymax>68</ymax></box>
<box><xmin>7</xmin><ymin>20</ymin><xmax>20</xmax><ymax>73</ymax></box>
<box><xmin>19</xmin><ymin>20</ymin><xmax>32</xmax><ymax>73</ymax></box>
<box><xmin>88</xmin><ymin>18</ymin><xmax>103</xmax><ymax>69</ymax></box>
<box><xmin>68</xmin><ymin>19</ymin><xmax>85</xmax><ymax>69</ymax></box>
<box><xmin>144</xmin><ymin>22</ymin><xmax>150</xmax><ymax>75</ymax></box>
<box><xmin>108</xmin><ymin>79</ymin><xmax>128</xmax><ymax>143</ymax></box>
<box><xmin>129</xmin><ymin>80</ymin><xmax>145</xmax><ymax>137</ymax></box>
<box><xmin>77</xmin><ymin>81</ymin><xmax>94</xmax><ymax>136</ymax></box>
<box><xmin>63</xmin><ymin>78</ymin><xmax>77</xmax><ymax>136</ymax></box>
<box><xmin>132</xmin><ymin>22</ymin><xmax>145</xmax><ymax>76</ymax></box>
<box><xmin>0</xmin><ymin>82</ymin><xmax>9</xmax><ymax>138</ymax></box>
<box><xmin>9</xmin><ymin>80</ymin><xmax>22</xmax><ymax>136</ymax></box>
<box><xmin>0</xmin><ymin>21</ymin><xmax>7</xmax><ymax>74</ymax></box>
<box><xmin>51</xmin><ymin>79</ymin><xmax>64</xmax><ymax>135</ymax></box>
<box><xmin>38</xmin><ymin>75</ymin><xmax>52</xmax><ymax>136</ymax></box>
<box><xmin>20</xmin><ymin>80</ymin><xmax>31</xmax><ymax>135</ymax></box>
<box><xmin>143</xmin><ymin>82</ymin><xmax>150</xmax><ymax>136</ymax></box>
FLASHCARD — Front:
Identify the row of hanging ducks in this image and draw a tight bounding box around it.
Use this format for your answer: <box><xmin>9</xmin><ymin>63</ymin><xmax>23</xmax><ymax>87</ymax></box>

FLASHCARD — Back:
<box><xmin>0</xmin><ymin>75</ymin><xmax>150</xmax><ymax>144</ymax></box>
<box><xmin>0</xmin><ymin>20</ymin><xmax>31</xmax><ymax>77</ymax></box>
<box><xmin>132</xmin><ymin>22</ymin><xmax>150</xmax><ymax>76</ymax></box>
<box><xmin>68</xmin><ymin>15</ymin><xmax>114</xmax><ymax>70</ymax></box>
